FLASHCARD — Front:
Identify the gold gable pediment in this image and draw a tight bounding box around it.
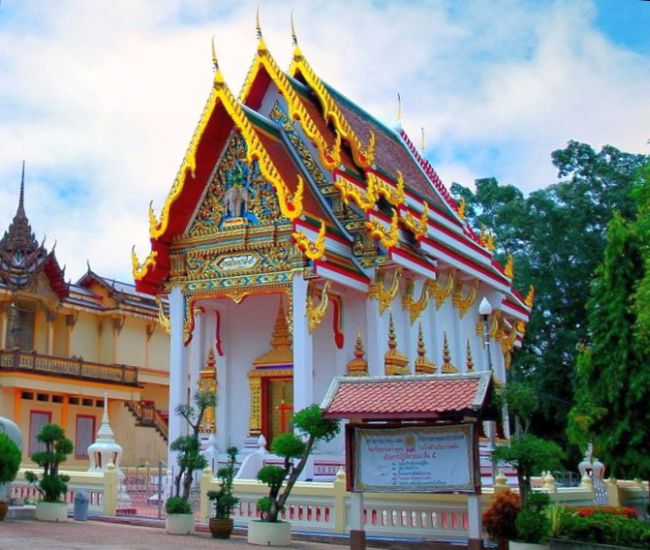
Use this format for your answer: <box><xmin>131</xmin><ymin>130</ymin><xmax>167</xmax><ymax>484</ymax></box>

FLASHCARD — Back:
<box><xmin>186</xmin><ymin>131</ymin><xmax>284</xmax><ymax>241</ymax></box>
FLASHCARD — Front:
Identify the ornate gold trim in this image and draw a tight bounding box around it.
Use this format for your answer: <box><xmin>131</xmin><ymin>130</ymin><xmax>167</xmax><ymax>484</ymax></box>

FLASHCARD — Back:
<box><xmin>239</xmin><ymin>45</ymin><xmax>341</xmax><ymax>171</ymax></box>
<box><xmin>365</xmin><ymin>209</ymin><xmax>399</xmax><ymax>248</ymax></box>
<box><xmin>369</xmin><ymin>171</ymin><xmax>405</xmax><ymax>207</ymax></box>
<box><xmin>155</xmin><ymin>296</ymin><xmax>171</xmax><ymax>335</ymax></box>
<box><xmin>384</xmin><ymin>311</ymin><xmax>409</xmax><ymax>376</ymax></box>
<box><xmin>504</xmin><ymin>254</ymin><xmax>514</xmax><ymax>279</ymax></box>
<box><xmin>452</xmin><ymin>278</ymin><xmax>479</xmax><ymax>319</ymax></box>
<box><xmin>132</xmin><ymin>247</ymin><xmax>158</xmax><ymax>282</ymax></box>
<box><xmin>149</xmin><ymin>51</ymin><xmax>303</xmax><ymax>242</ymax></box>
<box><xmin>306</xmin><ymin>280</ymin><xmax>331</xmax><ymax>334</ymax></box>
<box><xmin>430</xmin><ymin>269</ymin><xmax>456</xmax><ymax>309</ymax></box>
<box><xmin>402</xmin><ymin>278</ymin><xmax>432</xmax><ymax>325</ymax></box>
<box><xmin>334</xmin><ymin>174</ymin><xmax>377</xmax><ymax>211</ymax></box>
<box><xmin>524</xmin><ymin>285</ymin><xmax>535</xmax><ymax>308</ymax></box>
<box><xmin>466</xmin><ymin>339</ymin><xmax>474</xmax><ymax>372</ymax></box>
<box><xmin>456</xmin><ymin>198</ymin><xmax>466</xmax><ymax>220</ymax></box>
<box><xmin>292</xmin><ymin>218</ymin><xmax>326</xmax><ymax>261</ymax></box>
<box><xmin>289</xmin><ymin>42</ymin><xmax>375</xmax><ymax>168</ymax></box>
<box><xmin>400</xmin><ymin>202</ymin><xmax>429</xmax><ymax>239</ymax></box>
<box><xmin>368</xmin><ymin>267</ymin><xmax>402</xmax><ymax>315</ymax></box>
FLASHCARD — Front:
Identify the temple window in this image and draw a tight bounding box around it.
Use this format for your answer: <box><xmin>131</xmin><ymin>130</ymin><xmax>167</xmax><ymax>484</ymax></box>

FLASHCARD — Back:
<box><xmin>28</xmin><ymin>411</ymin><xmax>51</xmax><ymax>454</ymax></box>
<box><xmin>75</xmin><ymin>415</ymin><xmax>95</xmax><ymax>458</ymax></box>
<box><xmin>6</xmin><ymin>301</ymin><xmax>35</xmax><ymax>351</ymax></box>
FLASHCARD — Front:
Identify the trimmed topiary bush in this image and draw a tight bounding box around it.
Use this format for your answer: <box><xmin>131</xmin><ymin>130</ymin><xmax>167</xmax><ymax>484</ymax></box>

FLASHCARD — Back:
<box><xmin>0</xmin><ymin>433</ymin><xmax>21</xmax><ymax>489</ymax></box>
<box><xmin>24</xmin><ymin>424</ymin><xmax>73</xmax><ymax>503</ymax></box>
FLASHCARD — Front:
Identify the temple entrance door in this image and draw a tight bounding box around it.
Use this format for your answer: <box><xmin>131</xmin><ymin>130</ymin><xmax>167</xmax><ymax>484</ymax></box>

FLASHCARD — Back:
<box><xmin>263</xmin><ymin>377</ymin><xmax>293</xmax><ymax>446</ymax></box>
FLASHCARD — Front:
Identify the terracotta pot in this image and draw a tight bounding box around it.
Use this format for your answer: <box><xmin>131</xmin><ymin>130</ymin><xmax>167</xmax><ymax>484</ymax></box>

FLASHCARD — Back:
<box><xmin>35</xmin><ymin>501</ymin><xmax>68</xmax><ymax>522</ymax></box>
<box><xmin>209</xmin><ymin>517</ymin><xmax>234</xmax><ymax>539</ymax></box>
<box><xmin>247</xmin><ymin>519</ymin><xmax>291</xmax><ymax>546</ymax></box>
<box><xmin>0</xmin><ymin>501</ymin><xmax>8</xmax><ymax>521</ymax></box>
<box><xmin>165</xmin><ymin>513</ymin><xmax>194</xmax><ymax>534</ymax></box>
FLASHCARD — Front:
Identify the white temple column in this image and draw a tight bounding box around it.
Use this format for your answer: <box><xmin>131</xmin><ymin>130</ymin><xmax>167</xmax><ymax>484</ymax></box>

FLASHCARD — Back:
<box><xmin>168</xmin><ymin>286</ymin><xmax>187</xmax><ymax>464</ymax></box>
<box><xmin>365</xmin><ymin>298</ymin><xmax>385</xmax><ymax>377</ymax></box>
<box><xmin>293</xmin><ymin>275</ymin><xmax>313</xmax><ymax>411</ymax></box>
<box><xmin>216</xmin><ymin>339</ymin><xmax>229</xmax><ymax>451</ymax></box>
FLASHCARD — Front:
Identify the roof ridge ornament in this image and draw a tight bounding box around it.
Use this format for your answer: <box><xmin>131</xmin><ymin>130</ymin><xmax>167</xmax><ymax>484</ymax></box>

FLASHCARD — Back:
<box><xmin>256</xmin><ymin>6</ymin><xmax>267</xmax><ymax>52</ymax></box>
<box><xmin>290</xmin><ymin>12</ymin><xmax>303</xmax><ymax>60</ymax></box>
<box><xmin>211</xmin><ymin>35</ymin><xmax>225</xmax><ymax>87</ymax></box>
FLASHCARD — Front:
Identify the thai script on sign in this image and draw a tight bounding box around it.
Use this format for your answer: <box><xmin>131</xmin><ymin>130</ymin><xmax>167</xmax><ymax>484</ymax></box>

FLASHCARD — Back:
<box><xmin>354</xmin><ymin>425</ymin><xmax>474</xmax><ymax>493</ymax></box>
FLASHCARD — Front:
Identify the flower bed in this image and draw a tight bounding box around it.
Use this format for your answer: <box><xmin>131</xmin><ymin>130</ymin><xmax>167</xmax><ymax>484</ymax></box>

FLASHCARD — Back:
<box><xmin>568</xmin><ymin>506</ymin><xmax>638</xmax><ymax>519</ymax></box>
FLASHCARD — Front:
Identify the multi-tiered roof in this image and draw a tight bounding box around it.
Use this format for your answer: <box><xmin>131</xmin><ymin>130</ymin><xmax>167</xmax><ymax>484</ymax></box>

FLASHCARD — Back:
<box><xmin>133</xmin><ymin>23</ymin><xmax>532</xmax><ymax>342</ymax></box>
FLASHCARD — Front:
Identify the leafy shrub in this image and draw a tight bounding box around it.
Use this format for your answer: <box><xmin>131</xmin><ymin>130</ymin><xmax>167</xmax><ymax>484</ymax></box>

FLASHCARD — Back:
<box><xmin>557</xmin><ymin>512</ymin><xmax>650</xmax><ymax>548</ymax></box>
<box><xmin>482</xmin><ymin>489</ymin><xmax>521</xmax><ymax>541</ymax></box>
<box><xmin>546</xmin><ymin>504</ymin><xmax>576</xmax><ymax>538</ymax></box>
<box><xmin>516</xmin><ymin>507</ymin><xmax>550</xmax><ymax>544</ymax></box>
<box><xmin>165</xmin><ymin>495</ymin><xmax>192</xmax><ymax>514</ymax></box>
<box><xmin>24</xmin><ymin>424</ymin><xmax>73</xmax><ymax>502</ymax></box>
<box><xmin>0</xmin><ymin>433</ymin><xmax>21</xmax><ymax>486</ymax></box>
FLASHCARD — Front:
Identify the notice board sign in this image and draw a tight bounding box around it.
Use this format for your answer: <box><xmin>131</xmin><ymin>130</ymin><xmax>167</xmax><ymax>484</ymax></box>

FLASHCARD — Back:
<box><xmin>350</xmin><ymin>424</ymin><xmax>476</xmax><ymax>493</ymax></box>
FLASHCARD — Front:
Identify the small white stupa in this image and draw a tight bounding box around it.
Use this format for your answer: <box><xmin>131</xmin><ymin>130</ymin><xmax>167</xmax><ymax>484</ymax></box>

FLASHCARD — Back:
<box><xmin>87</xmin><ymin>393</ymin><xmax>123</xmax><ymax>472</ymax></box>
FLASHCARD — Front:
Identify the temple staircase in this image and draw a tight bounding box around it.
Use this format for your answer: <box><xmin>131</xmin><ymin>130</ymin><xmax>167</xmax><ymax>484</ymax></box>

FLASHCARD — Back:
<box><xmin>124</xmin><ymin>400</ymin><xmax>169</xmax><ymax>443</ymax></box>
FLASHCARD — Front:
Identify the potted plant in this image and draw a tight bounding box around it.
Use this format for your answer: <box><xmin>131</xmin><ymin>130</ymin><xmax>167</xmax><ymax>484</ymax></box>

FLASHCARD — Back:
<box><xmin>0</xmin><ymin>433</ymin><xmax>22</xmax><ymax>521</ymax></box>
<box><xmin>206</xmin><ymin>446</ymin><xmax>239</xmax><ymax>538</ymax></box>
<box><xmin>165</xmin><ymin>388</ymin><xmax>215</xmax><ymax>535</ymax></box>
<box><xmin>24</xmin><ymin>423</ymin><xmax>73</xmax><ymax>522</ymax></box>
<box><xmin>249</xmin><ymin>404</ymin><xmax>340</xmax><ymax>546</ymax></box>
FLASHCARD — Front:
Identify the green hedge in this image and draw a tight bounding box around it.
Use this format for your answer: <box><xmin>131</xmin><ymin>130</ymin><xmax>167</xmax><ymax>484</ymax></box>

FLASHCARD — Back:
<box><xmin>557</xmin><ymin>512</ymin><xmax>650</xmax><ymax>548</ymax></box>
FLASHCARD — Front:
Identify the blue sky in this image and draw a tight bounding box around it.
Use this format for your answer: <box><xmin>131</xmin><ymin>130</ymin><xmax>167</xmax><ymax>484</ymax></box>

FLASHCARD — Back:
<box><xmin>1</xmin><ymin>0</ymin><xmax>649</xmax><ymax>282</ymax></box>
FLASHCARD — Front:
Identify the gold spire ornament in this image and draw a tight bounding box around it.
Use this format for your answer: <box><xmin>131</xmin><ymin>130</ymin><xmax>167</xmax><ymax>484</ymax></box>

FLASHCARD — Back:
<box><xmin>346</xmin><ymin>331</ymin><xmax>368</xmax><ymax>376</ymax></box>
<box><xmin>253</xmin><ymin>300</ymin><xmax>293</xmax><ymax>367</ymax></box>
<box><xmin>414</xmin><ymin>323</ymin><xmax>436</xmax><ymax>374</ymax></box>
<box><xmin>255</xmin><ymin>6</ymin><xmax>267</xmax><ymax>51</ymax></box>
<box><xmin>456</xmin><ymin>198</ymin><xmax>466</xmax><ymax>220</ymax></box>
<box><xmin>384</xmin><ymin>312</ymin><xmax>409</xmax><ymax>375</ymax></box>
<box><xmin>441</xmin><ymin>331</ymin><xmax>458</xmax><ymax>374</ymax></box>
<box><xmin>466</xmin><ymin>339</ymin><xmax>474</xmax><ymax>372</ymax></box>
<box><xmin>211</xmin><ymin>36</ymin><xmax>225</xmax><ymax>87</ymax></box>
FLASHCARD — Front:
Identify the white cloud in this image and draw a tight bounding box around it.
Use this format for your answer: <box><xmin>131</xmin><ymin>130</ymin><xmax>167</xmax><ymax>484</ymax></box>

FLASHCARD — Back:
<box><xmin>0</xmin><ymin>0</ymin><xmax>648</xmax><ymax>282</ymax></box>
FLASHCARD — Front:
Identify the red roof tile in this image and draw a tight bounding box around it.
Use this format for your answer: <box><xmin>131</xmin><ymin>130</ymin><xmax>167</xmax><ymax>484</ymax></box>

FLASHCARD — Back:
<box><xmin>322</xmin><ymin>373</ymin><xmax>491</xmax><ymax>420</ymax></box>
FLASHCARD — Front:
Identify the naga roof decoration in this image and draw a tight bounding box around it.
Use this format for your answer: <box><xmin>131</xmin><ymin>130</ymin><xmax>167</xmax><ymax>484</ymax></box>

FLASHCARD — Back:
<box><xmin>132</xmin><ymin>22</ymin><xmax>531</xmax><ymax>341</ymax></box>
<box><xmin>0</xmin><ymin>164</ymin><xmax>68</xmax><ymax>299</ymax></box>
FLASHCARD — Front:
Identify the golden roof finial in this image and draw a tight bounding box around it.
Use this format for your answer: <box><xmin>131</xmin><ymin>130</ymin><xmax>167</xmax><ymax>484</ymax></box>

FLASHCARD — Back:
<box><xmin>441</xmin><ymin>331</ymin><xmax>458</xmax><ymax>374</ymax></box>
<box><xmin>415</xmin><ymin>323</ymin><xmax>436</xmax><ymax>374</ymax></box>
<box><xmin>457</xmin><ymin>197</ymin><xmax>466</xmax><ymax>220</ymax></box>
<box><xmin>466</xmin><ymin>339</ymin><xmax>474</xmax><ymax>372</ymax></box>
<box><xmin>256</xmin><ymin>6</ymin><xmax>267</xmax><ymax>52</ymax></box>
<box><xmin>290</xmin><ymin>12</ymin><xmax>303</xmax><ymax>59</ymax></box>
<box><xmin>211</xmin><ymin>35</ymin><xmax>225</xmax><ymax>87</ymax></box>
<box><xmin>346</xmin><ymin>331</ymin><xmax>368</xmax><ymax>376</ymax></box>
<box><xmin>387</xmin><ymin>312</ymin><xmax>397</xmax><ymax>350</ymax></box>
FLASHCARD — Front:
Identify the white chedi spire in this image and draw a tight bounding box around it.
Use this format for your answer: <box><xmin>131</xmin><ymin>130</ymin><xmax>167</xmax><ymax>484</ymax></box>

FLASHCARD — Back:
<box><xmin>87</xmin><ymin>393</ymin><xmax>123</xmax><ymax>472</ymax></box>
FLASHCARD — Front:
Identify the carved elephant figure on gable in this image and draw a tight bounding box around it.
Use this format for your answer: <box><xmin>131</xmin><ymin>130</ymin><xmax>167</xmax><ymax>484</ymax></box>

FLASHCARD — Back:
<box><xmin>224</xmin><ymin>184</ymin><xmax>251</xmax><ymax>218</ymax></box>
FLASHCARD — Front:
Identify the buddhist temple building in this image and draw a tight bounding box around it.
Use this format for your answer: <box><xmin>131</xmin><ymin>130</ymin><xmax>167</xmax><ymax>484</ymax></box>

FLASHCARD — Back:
<box><xmin>0</xmin><ymin>164</ymin><xmax>170</xmax><ymax>468</ymax></box>
<box><xmin>133</xmin><ymin>25</ymin><xmax>532</xmax><ymax>478</ymax></box>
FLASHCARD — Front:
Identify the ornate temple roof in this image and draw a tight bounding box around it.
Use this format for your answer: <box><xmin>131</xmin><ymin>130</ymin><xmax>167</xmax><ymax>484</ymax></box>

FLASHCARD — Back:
<box><xmin>132</xmin><ymin>25</ymin><xmax>532</xmax><ymax>340</ymax></box>
<box><xmin>0</xmin><ymin>163</ymin><xmax>68</xmax><ymax>299</ymax></box>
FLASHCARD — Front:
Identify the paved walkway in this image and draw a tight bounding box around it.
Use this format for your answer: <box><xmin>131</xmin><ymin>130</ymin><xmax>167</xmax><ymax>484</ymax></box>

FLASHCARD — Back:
<box><xmin>0</xmin><ymin>520</ymin><xmax>352</xmax><ymax>550</ymax></box>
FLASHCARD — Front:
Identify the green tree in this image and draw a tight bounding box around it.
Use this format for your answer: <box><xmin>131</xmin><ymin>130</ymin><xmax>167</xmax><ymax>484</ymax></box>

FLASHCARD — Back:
<box><xmin>568</xmin><ymin>207</ymin><xmax>650</xmax><ymax>479</ymax></box>
<box><xmin>452</xmin><ymin>142</ymin><xmax>648</xmax><ymax>445</ymax></box>
<box><xmin>24</xmin><ymin>424</ymin><xmax>73</xmax><ymax>502</ymax></box>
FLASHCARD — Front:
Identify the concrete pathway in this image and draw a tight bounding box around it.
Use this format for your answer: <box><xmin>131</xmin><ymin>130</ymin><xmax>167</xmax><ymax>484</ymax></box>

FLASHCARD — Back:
<box><xmin>0</xmin><ymin>520</ymin><xmax>352</xmax><ymax>550</ymax></box>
